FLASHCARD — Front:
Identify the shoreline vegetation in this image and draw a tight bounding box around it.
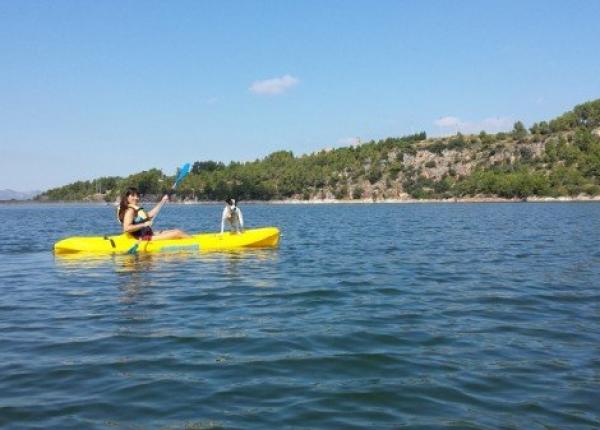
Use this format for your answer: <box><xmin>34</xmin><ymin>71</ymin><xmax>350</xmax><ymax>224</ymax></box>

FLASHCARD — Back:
<box><xmin>5</xmin><ymin>195</ymin><xmax>600</xmax><ymax>205</ymax></box>
<box><xmin>35</xmin><ymin>98</ymin><xmax>600</xmax><ymax>204</ymax></box>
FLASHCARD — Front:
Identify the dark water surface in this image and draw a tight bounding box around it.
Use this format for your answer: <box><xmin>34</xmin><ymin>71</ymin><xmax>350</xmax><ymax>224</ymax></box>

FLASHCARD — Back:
<box><xmin>0</xmin><ymin>203</ymin><xmax>599</xmax><ymax>429</ymax></box>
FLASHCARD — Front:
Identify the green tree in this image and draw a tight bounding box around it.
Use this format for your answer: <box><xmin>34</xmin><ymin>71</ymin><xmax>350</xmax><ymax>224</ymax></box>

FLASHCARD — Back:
<box><xmin>479</xmin><ymin>130</ymin><xmax>494</xmax><ymax>147</ymax></box>
<box><xmin>512</xmin><ymin>121</ymin><xmax>528</xmax><ymax>140</ymax></box>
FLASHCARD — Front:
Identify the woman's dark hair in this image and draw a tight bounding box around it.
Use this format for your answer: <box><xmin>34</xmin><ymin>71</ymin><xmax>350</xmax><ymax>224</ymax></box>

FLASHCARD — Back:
<box><xmin>118</xmin><ymin>187</ymin><xmax>140</xmax><ymax>223</ymax></box>
<box><xmin>225</xmin><ymin>198</ymin><xmax>233</xmax><ymax>205</ymax></box>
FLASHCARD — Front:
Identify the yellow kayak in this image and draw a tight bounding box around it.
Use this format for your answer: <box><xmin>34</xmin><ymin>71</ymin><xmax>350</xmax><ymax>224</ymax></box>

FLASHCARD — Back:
<box><xmin>54</xmin><ymin>227</ymin><xmax>280</xmax><ymax>254</ymax></box>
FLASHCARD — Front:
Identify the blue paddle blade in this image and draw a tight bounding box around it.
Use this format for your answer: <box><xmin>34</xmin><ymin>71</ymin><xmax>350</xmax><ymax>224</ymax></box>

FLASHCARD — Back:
<box><xmin>173</xmin><ymin>163</ymin><xmax>190</xmax><ymax>189</ymax></box>
<box><xmin>127</xmin><ymin>242</ymin><xmax>140</xmax><ymax>254</ymax></box>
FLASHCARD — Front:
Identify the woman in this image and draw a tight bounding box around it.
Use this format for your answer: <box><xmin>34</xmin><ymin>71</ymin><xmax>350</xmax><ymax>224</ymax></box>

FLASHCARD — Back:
<box><xmin>117</xmin><ymin>187</ymin><xmax>191</xmax><ymax>240</ymax></box>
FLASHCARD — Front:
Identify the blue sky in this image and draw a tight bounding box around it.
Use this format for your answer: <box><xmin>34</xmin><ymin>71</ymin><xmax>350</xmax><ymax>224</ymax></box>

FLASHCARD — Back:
<box><xmin>1</xmin><ymin>1</ymin><xmax>600</xmax><ymax>191</ymax></box>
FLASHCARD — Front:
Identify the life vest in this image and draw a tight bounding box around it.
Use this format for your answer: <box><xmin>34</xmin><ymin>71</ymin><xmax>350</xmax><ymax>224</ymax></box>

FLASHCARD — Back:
<box><xmin>117</xmin><ymin>205</ymin><xmax>150</xmax><ymax>225</ymax></box>
<box><xmin>117</xmin><ymin>205</ymin><xmax>153</xmax><ymax>239</ymax></box>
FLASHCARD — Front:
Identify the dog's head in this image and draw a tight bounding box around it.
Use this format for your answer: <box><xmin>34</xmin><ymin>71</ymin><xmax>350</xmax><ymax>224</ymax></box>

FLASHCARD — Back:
<box><xmin>225</xmin><ymin>198</ymin><xmax>237</xmax><ymax>212</ymax></box>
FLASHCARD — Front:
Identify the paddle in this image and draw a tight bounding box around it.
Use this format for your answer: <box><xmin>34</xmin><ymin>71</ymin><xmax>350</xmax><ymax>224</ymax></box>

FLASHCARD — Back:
<box><xmin>172</xmin><ymin>162</ymin><xmax>191</xmax><ymax>191</ymax></box>
<box><xmin>126</xmin><ymin>163</ymin><xmax>191</xmax><ymax>254</ymax></box>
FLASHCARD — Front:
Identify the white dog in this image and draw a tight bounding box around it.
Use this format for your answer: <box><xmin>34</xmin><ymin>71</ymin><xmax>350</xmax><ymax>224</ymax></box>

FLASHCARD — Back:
<box><xmin>221</xmin><ymin>198</ymin><xmax>244</xmax><ymax>234</ymax></box>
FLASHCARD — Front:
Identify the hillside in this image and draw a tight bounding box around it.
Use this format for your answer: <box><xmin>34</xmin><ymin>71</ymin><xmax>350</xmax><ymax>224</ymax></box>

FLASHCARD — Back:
<box><xmin>37</xmin><ymin>98</ymin><xmax>600</xmax><ymax>202</ymax></box>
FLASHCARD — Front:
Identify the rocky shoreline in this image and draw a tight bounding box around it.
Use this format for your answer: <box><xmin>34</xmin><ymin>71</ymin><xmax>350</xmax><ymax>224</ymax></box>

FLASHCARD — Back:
<box><xmin>5</xmin><ymin>195</ymin><xmax>600</xmax><ymax>205</ymax></box>
<box><xmin>268</xmin><ymin>195</ymin><xmax>600</xmax><ymax>204</ymax></box>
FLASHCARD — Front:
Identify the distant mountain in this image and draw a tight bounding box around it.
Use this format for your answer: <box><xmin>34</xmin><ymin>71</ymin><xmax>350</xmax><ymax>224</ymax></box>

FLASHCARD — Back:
<box><xmin>0</xmin><ymin>189</ymin><xmax>42</xmax><ymax>200</ymax></box>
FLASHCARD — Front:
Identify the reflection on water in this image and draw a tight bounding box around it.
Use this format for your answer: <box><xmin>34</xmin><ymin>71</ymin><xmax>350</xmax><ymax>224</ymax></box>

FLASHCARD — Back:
<box><xmin>55</xmin><ymin>249</ymin><xmax>278</xmax><ymax>274</ymax></box>
<box><xmin>53</xmin><ymin>247</ymin><xmax>282</xmax><ymax>344</ymax></box>
<box><xmin>53</xmin><ymin>247</ymin><xmax>279</xmax><ymax>268</ymax></box>
<box><xmin>54</xmin><ymin>248</ymin><xmax>281</xmax><ymax>303</ymax></box>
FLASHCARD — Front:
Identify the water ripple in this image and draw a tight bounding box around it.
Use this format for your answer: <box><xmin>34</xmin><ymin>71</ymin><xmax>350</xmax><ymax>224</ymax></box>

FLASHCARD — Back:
<box><xmin>0</xmin><ymin>203</ymin><xmax>599</xmax><ymax>429</ymax></box>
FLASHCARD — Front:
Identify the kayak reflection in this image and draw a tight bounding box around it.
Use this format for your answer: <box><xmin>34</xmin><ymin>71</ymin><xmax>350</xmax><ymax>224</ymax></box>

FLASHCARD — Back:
<box><xmin>54</xmin><ymin>247</ymin><xmax>279</xmax><ymax>270</ymax></box>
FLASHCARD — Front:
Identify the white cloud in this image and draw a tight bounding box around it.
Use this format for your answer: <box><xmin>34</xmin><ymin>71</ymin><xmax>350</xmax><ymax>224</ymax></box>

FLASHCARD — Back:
<box><xmin>249</xmin><ymin>74</ymin><xmax>299</xmax><ymax>95</ymax></box>
<box><xmin>337</xmin><ymin>137</ymin><xmax>361</xmax><ymax>147</ymax></box>
<box><xmin>478</xmin><ymin>117</ymin><xmax>512</xmax><ymax>132</ymax></box>
<box><xmin>433</xmin><ymin>115</ymin><xmax>512</xmax><ymax>134</ymax></box>
<box><xmin>434</xmin><ymin>116</ymin><xmax>461</xmax><ymax>127</ymax></box>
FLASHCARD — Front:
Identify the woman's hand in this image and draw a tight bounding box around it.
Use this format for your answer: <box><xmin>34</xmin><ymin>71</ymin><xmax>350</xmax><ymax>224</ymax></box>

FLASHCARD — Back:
<box><xmin>144</xmin><ymin>220</ymin><xmax>153</xmax><ymax>228</ymax></box>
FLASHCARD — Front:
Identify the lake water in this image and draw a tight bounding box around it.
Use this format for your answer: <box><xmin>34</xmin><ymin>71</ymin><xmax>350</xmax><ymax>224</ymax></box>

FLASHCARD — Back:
<box><xmin>0</xmin><ymin>202</ymin><xmax>599</xmax><ymax>429</ymax></box>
